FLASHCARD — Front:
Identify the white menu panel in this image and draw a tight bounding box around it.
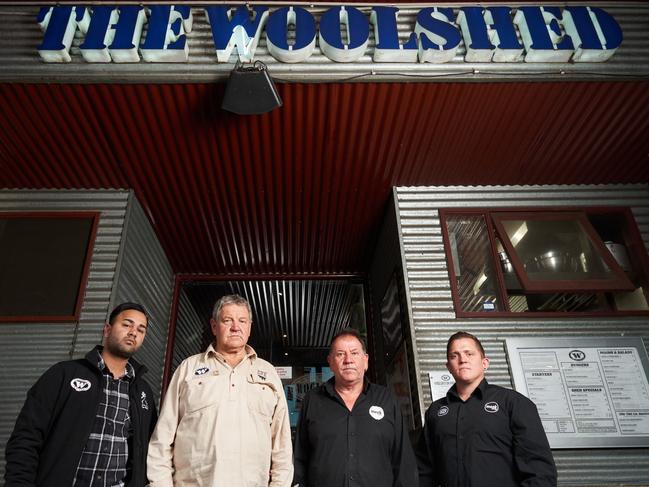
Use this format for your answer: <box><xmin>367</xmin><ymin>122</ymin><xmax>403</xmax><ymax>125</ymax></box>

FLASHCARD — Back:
<box><xmin>505</xmin><ymin>337</ymin><xmax>649</xmax><ymax>448</ymax></box>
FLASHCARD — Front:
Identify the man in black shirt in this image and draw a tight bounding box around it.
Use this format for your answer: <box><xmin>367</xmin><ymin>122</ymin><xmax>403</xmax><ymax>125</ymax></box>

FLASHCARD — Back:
<box><xmin>293</xmin><ymin>328</ymin><xmax>418</xmax><ymax>487</ymax></box>
<box><xmin>417</xmin><ymin>331</ymin><xmax>557</xmax><ymax>487</ymax></box>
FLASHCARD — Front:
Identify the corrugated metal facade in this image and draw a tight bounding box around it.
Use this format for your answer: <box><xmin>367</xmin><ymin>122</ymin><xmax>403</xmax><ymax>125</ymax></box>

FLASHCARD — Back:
<box><xmin>395</xmin><ymin>183</ymin><xmax>649</xmax><ymax>484</ymax></box>
<box><xmin>0</xmin><ymin>189</ymin><xmax>174</xmax><ymax>479</ymax></box>
<box><xmin>1</xmin><ymin>3</ymin><xmax>648</xmax><ymax>82</ymax></box>
<box><xmin>0</xmin><ymin>189</ymin><xmax>130</xmax><ymax>481</ymax></box>
<box><xmin>110</xmin><ymin>193</ymin><xmax>174</xmax><ymax>403</ymax></box>
<box><xmin>172</xmin><ymin>288</ymin><xmax>205</xmax><ymax>373</ymax></box>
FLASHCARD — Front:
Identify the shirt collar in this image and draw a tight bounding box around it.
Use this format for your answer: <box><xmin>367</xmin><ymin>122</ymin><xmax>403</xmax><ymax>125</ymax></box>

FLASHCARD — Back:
<box><xmin>447</xmin><ymin>378</ymin><xmax>487</xmax><ymax>401</ymax></box>
<box><xmin>205</xmin><ymin>343</ymin><xmax>258</xmax><ymax>362</ymax></box>
<box><xmin>95</xmin><ymin>348</ymin><xmax>135</xmax><ymax>380</ymax></box>
<box><xmin>324</xmin><ymin>376</ymin><xmax>370</xmax><ymax>397</ymax></box>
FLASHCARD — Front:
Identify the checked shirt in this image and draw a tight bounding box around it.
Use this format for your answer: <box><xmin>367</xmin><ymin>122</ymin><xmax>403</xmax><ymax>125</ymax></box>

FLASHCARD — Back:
<box><xmin>73</xmin><ymin>351</ymin><xmax>135</xmax><ymax>487</ymax></box>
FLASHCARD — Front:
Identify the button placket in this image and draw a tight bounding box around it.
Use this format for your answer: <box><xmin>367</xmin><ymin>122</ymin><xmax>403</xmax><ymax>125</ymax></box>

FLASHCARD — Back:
<box><xmin>347</xmin><ymin>411</ymin><xmax>359</xmax><ymax>483</ymax></box>
<box><xmin>229</xmin><ymin>369</ymin><xmax>238</xmax><ymax>401</ymax></box>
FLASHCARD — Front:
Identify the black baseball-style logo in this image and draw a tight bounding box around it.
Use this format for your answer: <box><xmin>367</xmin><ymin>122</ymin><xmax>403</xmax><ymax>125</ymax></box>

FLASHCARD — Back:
<box><xmin>569</xmin><ymin>350</ymin><xmax>586</xmax><ymax>361</ymax></box>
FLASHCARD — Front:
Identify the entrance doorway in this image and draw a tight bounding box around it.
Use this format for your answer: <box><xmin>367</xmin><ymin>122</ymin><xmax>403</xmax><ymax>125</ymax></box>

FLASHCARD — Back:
<box><xmin>168</xmin><ymin>278</ymin><xmax>367</xmax><ymax>433</ymax></box>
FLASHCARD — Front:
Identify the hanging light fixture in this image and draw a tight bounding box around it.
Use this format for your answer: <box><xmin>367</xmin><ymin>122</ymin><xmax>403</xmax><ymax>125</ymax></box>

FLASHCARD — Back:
<box><xmin>221</xmin><ymin>61</ymin><xmax>283</xmax><ymax>115</ymax></box>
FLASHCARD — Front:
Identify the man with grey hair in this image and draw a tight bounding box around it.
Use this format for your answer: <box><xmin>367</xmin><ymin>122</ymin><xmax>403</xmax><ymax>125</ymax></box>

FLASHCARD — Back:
<box><xmin>293</xmin><ymin>328</ymin><xmax>417</xmax><ymax>487</ymax></box>
<box><xmin>147</xmin><ymin>294</ymin><xmax>293</xmax><ymax>487</ymax></box>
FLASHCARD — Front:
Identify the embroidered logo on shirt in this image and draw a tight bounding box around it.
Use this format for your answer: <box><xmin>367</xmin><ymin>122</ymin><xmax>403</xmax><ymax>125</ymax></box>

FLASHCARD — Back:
<box><xmin>369</xmin><ymin>405</ymin><xmax>385</xmax><ymax>420</ymax></box>
<box><xmin>141</xmin><ymin>391</ymin><xmax>149</xmax><ymax>410</ymax></box>
<box><xmin>257</xmin><ymin>370</ymin><xmax>267</xmax><ymax>381</ymax></box>
<box><xmin>484</xmin><ymin>401</ymin><xmax>500</xmax><ymax>413</ymax></box>
<box><xmin>70</xmin><ymin>378</ymin><xmax>91</xmax><ymax>392</ymax></box>
<box><xmin>437</xmin><ymin>406</ymin><xmax>449</xmax><ymax>417</ymax></box>
<box><xmin>194</xmin><ymin>366</ymin><xmax>210</xmax><ymax>375</ymax></box>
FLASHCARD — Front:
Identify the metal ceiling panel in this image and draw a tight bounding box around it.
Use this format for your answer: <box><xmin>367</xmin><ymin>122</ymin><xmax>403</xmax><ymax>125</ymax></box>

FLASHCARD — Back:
<box><xmin>181</xmin><ymin>279</ymin><xmax>363</xmax><ymax>349</ymax></box>
<box><xmin>1</xmin><ymin>80</ymin><xmax>648</xmax><ymax>274</ymax></box>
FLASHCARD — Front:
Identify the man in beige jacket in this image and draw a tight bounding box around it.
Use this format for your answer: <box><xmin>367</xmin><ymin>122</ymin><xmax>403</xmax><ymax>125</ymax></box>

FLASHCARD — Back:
<box><xmin>147</xmin><ymin>294</ymin><xmax>293</xmax><ymax>487</ymax></box>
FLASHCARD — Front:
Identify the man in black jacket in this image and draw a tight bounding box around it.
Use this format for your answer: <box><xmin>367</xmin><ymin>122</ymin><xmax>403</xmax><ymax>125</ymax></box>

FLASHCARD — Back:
<box><xmin>5</xmin><ymin>302</ymin><xmax>158</xmax><ymax>487</ymax></box>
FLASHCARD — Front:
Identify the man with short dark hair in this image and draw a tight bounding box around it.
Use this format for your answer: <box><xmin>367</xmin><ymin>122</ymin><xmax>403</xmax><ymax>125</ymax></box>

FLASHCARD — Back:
<box><xmin>147</xmin><ymin>294</ymin><xmax>293</xmax><ymax>487</ymax></box>
<box><xmin>417</xmin><ymin>331</ymin><xmax>557</xmax><ymax>487</ymax></box>
<box><xmin>293</xmin><ymin>328</ymin><xmax>418</xmax><ymax>487</ymax></box>
<box><xmin>5</xmin><ymin>302</ymin><xmax>157</xmax><ymax>487</ymax></box>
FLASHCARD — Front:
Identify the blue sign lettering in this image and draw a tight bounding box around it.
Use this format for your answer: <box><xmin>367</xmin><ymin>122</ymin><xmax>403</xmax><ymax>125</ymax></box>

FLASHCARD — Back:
<box><xmin>205</xmin><ymin>5</ymin><xmax>268</xmax><ymax>62</ymax></box>
<box><xmin>38</xmin><ymin>6</ymin><xmax>89</xmax><ymax>62</ymax></box>
<box><xmin>108</xmin><ymin>7</ymin><xmax>146</xmax><ymax>62</ymax></box>
<box><xmin>371</xmin><ymin>7</ymin><xmax>417</xmax><ymax>62</ymax></box>
<box><xmin>140</xmin><ymin>6</ymin><xmax>192</xmax><ymax>62</ymax></box>
<box><xmin>35</xmin><ymin>4</ymin><xmax>624</xmax><ymax>65</ymax></box>
<box><xmin>319</xmin><ymin>6</ymin><xmax>370</xmax><ymax>62</ymax></box>
<box><xmin>266</xmin><ymin>6</ymin><xmax>316</xmax><ymax>63</ymax></box>
<box><xmin>459</xmin><ymin>7</ymin><xmax>523</xmax><ymax>62</ymax></box>
<box><xmin>416</xmin><ymin>7</ymin><xmax>462</xmax><ymax>63</ymax></box>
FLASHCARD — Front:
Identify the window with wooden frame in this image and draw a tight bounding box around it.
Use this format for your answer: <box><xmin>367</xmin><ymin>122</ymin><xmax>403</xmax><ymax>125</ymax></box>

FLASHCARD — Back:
<box><xmin>441</xmin><ymin>208</ymin><xmax>649</xmax><ymax>316</ymax></box>
<box><xmin>0</xmin><ymin>212</ymin><xmax>99</xmax><ymax>322</ymax></box>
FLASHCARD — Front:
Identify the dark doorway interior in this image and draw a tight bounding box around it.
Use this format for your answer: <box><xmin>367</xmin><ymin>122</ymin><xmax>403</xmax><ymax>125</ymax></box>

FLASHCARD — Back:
<box><xmin>171</xmin><ymin>278</ymin><xmax>367</xmax><ymax>433</ymax></box>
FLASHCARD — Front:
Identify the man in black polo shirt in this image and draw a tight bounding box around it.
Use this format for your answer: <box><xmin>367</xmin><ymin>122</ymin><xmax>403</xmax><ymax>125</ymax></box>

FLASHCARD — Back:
<box><xmin>417</xmin><ymin>331</ymin><xmax>557</xmax><ymax>487</ymax></box>
<box><xmin>293</xmin><ymin>328</ymin><xmax>417</xmax><ymax>487</ymax></box>
<box><xmin>5</xmin><ymin>302</ymin><xmax>157</xmax><ymax>487</ymax></box>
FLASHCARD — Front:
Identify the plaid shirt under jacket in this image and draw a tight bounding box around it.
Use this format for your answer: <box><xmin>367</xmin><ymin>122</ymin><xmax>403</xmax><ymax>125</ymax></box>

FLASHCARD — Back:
<box><xmin>73</xmin><ymin>350</ymin><xmax>135</xmax><ymax>487</ymax></box>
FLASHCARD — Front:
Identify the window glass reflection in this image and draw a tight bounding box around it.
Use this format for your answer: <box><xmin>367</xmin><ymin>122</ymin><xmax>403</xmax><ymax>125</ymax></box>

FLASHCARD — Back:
<box><xmin>499</xmin><ymin>218</ymin><xmax>613</xmax><ymax>282</ymax></box>
<box><xmin>446</xmin><ymin>215</ymin><xmax>503</xmax><ymax>313</ymax></box>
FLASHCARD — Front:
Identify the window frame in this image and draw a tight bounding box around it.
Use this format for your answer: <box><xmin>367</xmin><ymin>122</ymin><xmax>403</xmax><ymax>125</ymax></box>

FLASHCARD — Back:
<box><xmin>492</xmin><ymin>211</ymin><xmax>634</xmax><ymax>293</ymax></box>
<box><xmin>440</xmin><ymin>207</ymin><xmax>649</xmax><ymax>318</ymax></box>
<box><xmin>441</xmin><ymin>210</ymin><xmax>509</xmax><ymax>314</ymax></box>
<box><xmin>0</xmin><ymin>211</ymin><xmax>99</xmax><ymax>323</ymax></box>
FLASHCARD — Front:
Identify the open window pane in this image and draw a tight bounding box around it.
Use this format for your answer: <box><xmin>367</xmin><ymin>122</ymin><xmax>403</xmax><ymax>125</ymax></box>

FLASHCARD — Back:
<box><xmin>493</xmin><ymin>212</ymin><xmax>633</xmax><ymax>292</ymax></box>
<box><xmin>445</xmin><ymin>215</ymin><xmax>503</xmax><ymax>313</ymax></box>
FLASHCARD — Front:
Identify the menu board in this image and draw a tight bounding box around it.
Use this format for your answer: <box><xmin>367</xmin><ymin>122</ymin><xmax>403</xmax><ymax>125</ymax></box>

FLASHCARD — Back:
<box><xmin>505</xmin><ymin>337</ymin><xmax>649</xmax><ymax>448</ymax></box>
<box><xmin>428</xmin><ymin>370</ymin><xmax>456</xmax><ymax>402</ymax></box>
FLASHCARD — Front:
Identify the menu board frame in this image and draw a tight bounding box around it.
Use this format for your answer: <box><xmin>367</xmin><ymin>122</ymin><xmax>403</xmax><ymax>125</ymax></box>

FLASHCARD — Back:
<box><xmin>505</xmin><ymin>336</ymin><xmax>649</xmax><ymax>448</ymax></box>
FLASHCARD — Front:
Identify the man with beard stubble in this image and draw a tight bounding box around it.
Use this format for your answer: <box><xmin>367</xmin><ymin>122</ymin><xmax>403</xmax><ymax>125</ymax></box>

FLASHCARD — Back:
<box><xmin>417</xmin><ymin>331</ymin><xmax>556</xmax><ymax>487</ymax></box>
<box><xmin>293</xmin><ymin>328</ymin><xmax>417</xmax><ymax>487</ymax></box>
<box><xmin>5</xmin><ymin>302</ymin><xmax>158</xmax><ymax>487</ymax></box>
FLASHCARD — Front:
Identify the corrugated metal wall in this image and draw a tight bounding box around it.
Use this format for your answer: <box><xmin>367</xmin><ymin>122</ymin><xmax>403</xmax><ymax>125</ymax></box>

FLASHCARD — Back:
<box><xmin>110</xmin><ymin>193</ymin><xmax>174</xmax><ymax>404</ymax></box>
<box><xmin>395</xmin><ymin>184</ymin><xmax>649</xmax><ymax>485</ymax></box>
<box><xmin>368</xmin><ymin>198</ymin><xmax>424</xmax><ymax>428</ymax></box>
<box><xmin>172</xmin><ymin>287</ymin><xmax>205</xmax><ymax>374</ymax></box>
<box><xmin>0</xmin><ymin>189</ymin><xmax>130</xmax><ymax>481</ymax></box>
